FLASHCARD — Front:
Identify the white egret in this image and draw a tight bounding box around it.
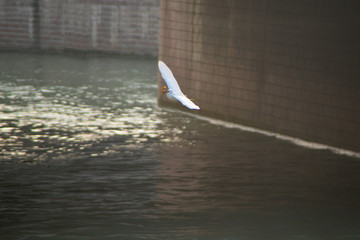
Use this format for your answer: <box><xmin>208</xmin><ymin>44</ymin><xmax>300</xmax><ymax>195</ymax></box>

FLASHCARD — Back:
<box><xmin>158</xmin><ymin>60</ymin><xmax>200</xmax><ymax>110</ymax></box>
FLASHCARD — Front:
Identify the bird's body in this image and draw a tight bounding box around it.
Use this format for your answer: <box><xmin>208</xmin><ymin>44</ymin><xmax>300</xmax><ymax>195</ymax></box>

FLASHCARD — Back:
<box><xmin>158</xmin><ymin>61</ymin><xmax>200</xmax><ymax>110</ymax></box>
<box><xmin>164</xmin><ymin>90</ymin><xmax>177</xmax><ymax>101</ymax></box>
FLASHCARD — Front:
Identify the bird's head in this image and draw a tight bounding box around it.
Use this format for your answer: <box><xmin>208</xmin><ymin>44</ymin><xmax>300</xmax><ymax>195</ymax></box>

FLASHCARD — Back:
<box><xmin>161</xmin><ymin>86</ymin><xmax>168</xmax><ymax>95</ymax></box>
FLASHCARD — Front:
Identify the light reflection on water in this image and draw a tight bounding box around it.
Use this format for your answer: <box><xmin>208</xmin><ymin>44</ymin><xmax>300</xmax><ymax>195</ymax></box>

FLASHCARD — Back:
<box><xmin>0</xmin><ymin>53</ymin><xmax>166</xmax><ymax>164</ymax></box>
<box><xmin>1</xmin><ymin>52</ymin><xmax>360</xmax><ymax>240</ymax></box>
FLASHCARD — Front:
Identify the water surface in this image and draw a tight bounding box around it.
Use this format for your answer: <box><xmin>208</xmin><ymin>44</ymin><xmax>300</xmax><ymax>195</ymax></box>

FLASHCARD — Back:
<box><xmin>1</xmin><ymin>52</ymin><xmax>360</xmax><ymax>240</ymax></box>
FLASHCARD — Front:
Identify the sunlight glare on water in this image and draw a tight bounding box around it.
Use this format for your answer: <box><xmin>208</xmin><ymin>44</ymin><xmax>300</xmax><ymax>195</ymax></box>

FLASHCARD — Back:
<box><xmin>0</xmin><ymin>53</ymin><xmax>166</xmax><ymax>163</ymax></box>
<box><xmin>0</xmin><ymin>52</ymin><xmax>360</xmax><ymax>240</ymax></box>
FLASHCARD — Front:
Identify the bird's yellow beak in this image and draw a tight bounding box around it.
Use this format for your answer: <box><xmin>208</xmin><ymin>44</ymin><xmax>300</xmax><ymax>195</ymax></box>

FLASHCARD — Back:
<box><xmin>161</xmin><ymin>86</ymin><xmax>167</xmax><ymax>95</ymax></box>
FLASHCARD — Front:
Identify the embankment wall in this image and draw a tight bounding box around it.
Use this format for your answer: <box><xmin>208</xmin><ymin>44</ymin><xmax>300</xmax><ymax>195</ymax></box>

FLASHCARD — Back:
<box><xmin>0</xmin><ymin>0</ymin><xmax>160</xmax><ymax>56</ymax></box>
<box><xmin>158</xmin><ymin>0</ymin><xmax>360</xmax><ymax>152</ymax></box>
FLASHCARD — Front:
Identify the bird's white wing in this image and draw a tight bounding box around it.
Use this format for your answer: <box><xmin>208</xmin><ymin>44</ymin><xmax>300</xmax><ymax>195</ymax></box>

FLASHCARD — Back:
<box><xmin>158</xmin><ymin>61</ymin><xmax>182</xmax><ymax>93</ymax></box>
<box><xmin>173</xmin><ymin>93</ymin><xmax>200</xmax><ymax>110</ymax></box>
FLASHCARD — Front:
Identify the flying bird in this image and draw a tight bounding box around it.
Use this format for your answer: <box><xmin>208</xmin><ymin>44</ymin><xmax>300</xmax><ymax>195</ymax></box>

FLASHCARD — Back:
<box><xmin>158</xmin><ymin>60</ymin><xmax>200</xmax><ymax>110</ymax></box>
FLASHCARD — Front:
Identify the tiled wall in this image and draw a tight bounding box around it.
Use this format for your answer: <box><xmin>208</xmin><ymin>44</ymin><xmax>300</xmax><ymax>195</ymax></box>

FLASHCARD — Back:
<box><xmin>0</xmin><ymin>0</ymin><xmax>160</xmax><ymax>56</ymax></box>
<box><xmin>158</xmin><ymin>0</ymin><xmax>360</xmax><ymax>152</ymax></box>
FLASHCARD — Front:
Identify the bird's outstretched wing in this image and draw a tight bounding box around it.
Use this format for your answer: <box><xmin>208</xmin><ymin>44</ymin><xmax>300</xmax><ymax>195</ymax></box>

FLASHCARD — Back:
<box><xmin>158</xmin><ymin>60</ymin><xmax>200</xmax><ymax>110</ymax></box>
<box><xmin>158</xmin><ymin>61</ymin><xmax>182</xmax><ymax>93</ymax></box>
<box><xmin>173</xmin><ymin>93</ymin><xmax>200</xmax><ymax>110</ymax></box>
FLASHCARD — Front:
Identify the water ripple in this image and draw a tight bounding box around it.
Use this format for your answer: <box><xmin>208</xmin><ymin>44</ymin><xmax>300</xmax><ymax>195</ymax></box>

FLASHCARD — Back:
<box><xmin>1</xmin><ymin>53</ymin><xmax>360</xmax><ymax>240</ymax></box>
<box><xmin>0</xmin><ymin>54</ymin><xmax>170</xmax><ymax>164</ymax></box>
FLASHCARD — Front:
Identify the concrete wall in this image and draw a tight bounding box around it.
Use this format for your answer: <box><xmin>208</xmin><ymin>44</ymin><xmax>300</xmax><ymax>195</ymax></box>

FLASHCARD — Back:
<box><xmin>0</xmin><ymin>0</ymin><xmax>160</xmax><ymax>56</ymax></box>
<box><xmin>158</xmin><ymin>0</ymin><xmax>360</xmax><ymax>152</ymax></box>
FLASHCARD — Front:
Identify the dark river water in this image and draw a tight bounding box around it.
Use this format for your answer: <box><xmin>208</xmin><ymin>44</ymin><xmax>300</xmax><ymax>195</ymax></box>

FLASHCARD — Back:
<box><xmin>1</xmin><ymin>52</ymin><xmax>360</xmax><ymax>240</ymax></box>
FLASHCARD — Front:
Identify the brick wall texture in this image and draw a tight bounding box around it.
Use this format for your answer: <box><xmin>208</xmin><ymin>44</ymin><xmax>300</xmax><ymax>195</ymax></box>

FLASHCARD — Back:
<box><xmin>0</xmin><ymin>0</ymin><xmax>160</xmax><ymax>56</ymax></box>
<box><xmin>158</xmin><ymin>0</ymin><xmax>360</xmax><ymax>152</ymax></box>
